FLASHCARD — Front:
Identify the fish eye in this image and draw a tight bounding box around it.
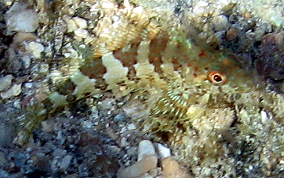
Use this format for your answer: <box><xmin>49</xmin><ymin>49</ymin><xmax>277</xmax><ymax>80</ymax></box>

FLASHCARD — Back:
<box><xmin>208</xmin><ymin>71</ymin><xmax>227</xmax><ymax>84</ymax></box>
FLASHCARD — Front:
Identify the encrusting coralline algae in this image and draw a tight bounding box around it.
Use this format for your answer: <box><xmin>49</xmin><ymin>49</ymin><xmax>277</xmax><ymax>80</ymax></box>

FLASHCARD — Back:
<box><xmin>0</xmin><ymin>0</ymin><xmax>284</xmax><ymax>177</ymax></box>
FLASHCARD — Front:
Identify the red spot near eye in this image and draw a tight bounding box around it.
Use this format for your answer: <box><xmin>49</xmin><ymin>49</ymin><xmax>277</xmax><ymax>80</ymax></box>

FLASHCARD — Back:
<box><xmin>172</xmin><ymin>58</ymin><xmax>179</xmax><ymax>64</ymax></box>
<box><xmin>187</xmin><ymin>63</ymin><xmax>193</xmax><ymax>67</ymax></box>
<box><xmin>198</xmin><ymin>50</ymin><xmax>207</xmax><ymax>57</ymax></box>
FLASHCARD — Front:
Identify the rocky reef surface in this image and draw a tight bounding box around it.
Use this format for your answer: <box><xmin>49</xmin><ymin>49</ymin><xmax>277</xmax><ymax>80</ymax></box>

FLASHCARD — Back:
<box><xmin>0</xmin><ymin>0</ymin><xmax>283</xmax><ymax>177</ymax></box>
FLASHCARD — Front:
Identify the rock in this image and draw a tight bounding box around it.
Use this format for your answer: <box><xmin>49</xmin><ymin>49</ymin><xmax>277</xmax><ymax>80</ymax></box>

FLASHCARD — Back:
<box><xmin>0</xmin><ymin>75</ymin><xmax>13</xmax><ymax>92</ymax></box>
<box><xmin>162</xmin><ymin>157</ymin><xmax>190</xmax><ymax>178</ymax></box>
<box><xmin>100</xmin><ymin>98</ymin><xmax>115</xmax><ymax>110</ymax></box>
<box><xmin>0</xmin><ymin>84</ymin><xmax>22</xmax><ymax>99</ymax></box>
<box><xmin>60</xmin><ymin>155</ymin><xmax>72</xmax><ymax>170</ymax></box>
<box><xmin>119</xmin><ymin>137</ymin><xmax>129</xmax><ymax>147</ymax></box>
<box><xmin>138</xmin><ymin>140</ymin><xmax>156</xmax><ymax>161</ymax></box>
<box><xmin>73</xmin><ymin>17</ymin><xmax>87</xmax><ymax>29</ymax></box>
<box><xmin>74</xmin><ymin>28</ymin><xmax>88</xmax><ymax>39</ymax></box>
<box><xmin>127</xmin><ymin>123</ymin><xmax>136</xmax><ymax>130</ymax></box>
<box><xmin>257</xmin><ymin>32</ymin><xmax>284</xmax><ymax>81</ymax></box>
<box><xmin>65</xmin><ymin>18</ymin><xmax>77</xmax><ymax>33</ymax></box>
<box><xmin>5</xmin><ymin>2</ymin><xmax>39</xmax><ymax>34</ymax></box>
<box><xmin>22</xmin><ymin>55</ymin><xmax>31</xmax><ymax>68</ymax></box>
<box><xmin>157</xmin><ymin>143</ymin><xmax>171</xmax><ymax>159</ymax></box>
<box><xmin>261</xmin><ymin>110</ymin><xmax>270</xmax><ymax>124</ymax></box>
<box><xmin>81</xmin><ymin>121</ymin><xmax>93</xmax><ymax>128</ymax></box>
<box><xmin>28</xmin><ymin>41</ymin><xmax>45</xmax><ymax>58</ymax></box>
<box><xmin>192</xmin><ymin>1</ymin><xmax>209</xmax><ymax>14</ymax></box>
<box><xmin>114</xmin><ymin>113</ymin><xmax>125</xmax><ymax>122</ymax></box>
<box><xmin>118</xmin><ymin>155</ymin><xmax>158</xmax><ymax>178</ymax></box>
<box><xmin>212</xmin><ymin>15</ymin><xmax>229</xmax><ymax>31</ymax></box>
<box><xmin>118</xmin><ymin>140</ymin><xmax>158</xmax><ymax>177</ymax></box>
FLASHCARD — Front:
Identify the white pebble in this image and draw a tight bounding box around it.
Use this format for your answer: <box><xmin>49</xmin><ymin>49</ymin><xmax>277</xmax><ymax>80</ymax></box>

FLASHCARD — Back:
<box><xmin>101</xmin><ymin>2</ymin><xmax>116</xmax><ymax>9</ymax></box>
<box><xmin>65</xmin><ymin>18</ymin><xmax>77</xmax><ymax>32</ymax></box>
<box><xmin>73</xmin><ymin>17</ymin><xmax>87</xmax><ymax>29</ymax></box>
<box><xmin>120</xmin><ymin>137</ymin><xmax>129</xmax><ymax>147</ymax></box>
<box><xmin>13</xmin><ymin>99</ymin><xmax>21</xmax><ymax>109</ymax></box>
<box><xmin>1</xmin><ymin>84</ymin><xmax>22</xmax><ymax>99</ymax></box>
<box><xmin>193</xmin><ymin>1</ymin><xmax>209</xmax><ymax>14</ymax></box>
<box><xmin>6</xmin><ymin>2</ymin><xmax>39</xmax><ymax>34</ymax></box>
<box><xmin>82</xmin><ymin>121</ymin><xmax>93</xmax><ymax>128</ymax></box>
<box><xmin>157</xmin><ymin>143</ymin><xmax>171</xmax><ymax>159</ymax></box>
<box><xmin>28</xmin><ymin>41</ymin><xmax>44</xmax><ymax>58</ymax></box>
<box><xmin>101</xmin><ymin>98</ymin><xmax>115</xmax><ymax>110</ymax></box>
<box><xmin>74</xmin><ymin>28</ymin><xmax>88</xmax><ymax>38</ymax></box>
<box><xmin>24</xmin><ymin>82</ymin><xmax>33</xmax><ymax>88</ymax></box>
<box><xmin>261</xmin><ymin>110</ymin><xmax>270</xmax><ymax>123</ymax></box>
<box><xmin>127</xmin><ymin>123</ymin><xmax>137</xmax><ymax>130</ymax></box>
<box><xmin>0</xmin><ymin>75</ymin><xmax>13</xmax><ymax>92</ymax></box>
<box><xmin>63</xmin><ymin>52</ymin><xmax>71</xmax><ymax>58</ymax></box>
<box><xmin>212</xmin><ymin>15</ymin><xmax>229</xmax><ymax>31</ymax></box>
<box><xmin>138</xmin><ymin>140</ymin><xmax>156</xmax><ymax>161</ymax></box>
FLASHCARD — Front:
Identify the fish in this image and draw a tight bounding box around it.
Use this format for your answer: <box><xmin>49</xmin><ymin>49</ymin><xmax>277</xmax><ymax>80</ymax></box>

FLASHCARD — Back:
<box><xmin>49</xmin><ymin>30</ymin><xmax>257</xmax><ymax>134</ymax></box>
<box><xmin>12</xmin><ymin>1</ymin><xmax>284</xmax><ymax>177</ymax></box>
<box><xmin>15</xmin><ymin>0</ymin><xmax>260</xmax><ymax>144</ymax></box>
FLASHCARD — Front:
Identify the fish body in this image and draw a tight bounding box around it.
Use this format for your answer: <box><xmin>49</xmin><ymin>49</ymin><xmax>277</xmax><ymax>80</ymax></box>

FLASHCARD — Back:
<box><xmin>15</xmin><ymin>0</ymin><xmax>260</xmax><ymax>144</ymax></box>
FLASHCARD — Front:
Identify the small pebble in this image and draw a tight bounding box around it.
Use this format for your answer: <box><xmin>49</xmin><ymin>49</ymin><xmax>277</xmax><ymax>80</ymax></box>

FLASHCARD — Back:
<box><xmin>81</xmin><ymin>121</ymin><xmax>93</xmax><ymax>128</ymax></box>
<box><xmin>100</xmin><ymin>98</ymin><xmax>115</xmax><ymax>110</ymax></box>
<box><xmin>22</xmin><ymin>55</ymin><xmax>31</xmax><ymax>68</ymax></box>
<box><xmin>157</xmin><ymin>143</ymin><xmax>171</xmax><ymax>159</ymax></box>
<box><xmin>24</xmin><ymin>82</ymin><xmax>33</xmax><ymax>88</ymax></box>
<box><xmin>114</xmin><ymin>113</ymin><xmax>125</xmax><ymax>122</ymax></box>
<box><xmin>0</xmin><ymin>75</ymin><xmax>13</xmax><ymax>92</ymax></box>
<box><xmin>261</xmin><ymin>110</ymin><xmax>270</xmax><ymax>123</ymax></box>
<box><xmin>162</xmin><ymin>157</ymin><xmax>189</xmax><ymax>178</ymax></box>
<box><xmin>126</xmin><ymin>147</ymin><xmax>137</xmax><ymax>157</ymax></box>
<box><xmin>28</xmin><ymin>41</ymin><xmax>44</xmax><ymax>58</ymax></box>
<box><xmin>73</xmin><ymin>17</ymin><xmax>87</xmax><ymax>29</ymax></box>
<box><xmin>1</xmin><ymin>84</ymin><xmax>22</xmax><ymax>99</ymax></box>
<box><xmin>118</xmin><ymin>155</ymin><xmax>158</xmax><ymax>178</ymax></box>
<box><xmin>74</xmin><ymin>28</ymin><xmax>88</xmax><ymax>39</ymax></box>
<box><xmin>127</xmin><ymin>123</ymin><xmax>136</xmax><ymax>130</ymax></box>
<box><xmin>193</xmin><ymin>1</ymin><xmax>209</xmax><ymax>14</ymax></box>
<box><xmin>138</xmin><ymin>140</ymin><xmax>156</xmax><ymax>161</ymax></box>
<box><xmin>212</xmin><ymin>15</ymin><xmax>229</xmax><ymax>31</ymax></box>
<box><xmin>120</xmin><ymin>137</ymin><xmax>130</xmax><ymax>147</ymax></box>
<box><xmin>5</xmin><ymin>2</ymin><xmax>39</xmax><ymax>34</ymax></box>
<box><xmin>60</xmin><ymin>155</ymin><xmax>72</xmax><ymax>170</ymax></box>
<box><xmin>13</xmin><ymin>99</ymin><xmax>21</xmax><ymax>109</ymax></box>
<box><xmin>101</xmin><ymin>1</ymin><xmax>116</xmax><ymax>8</ymax></box>
<box><xmin>66</xmin><ymin>18</ymin><xmax>77</xmax><ymax>32</ymax></box>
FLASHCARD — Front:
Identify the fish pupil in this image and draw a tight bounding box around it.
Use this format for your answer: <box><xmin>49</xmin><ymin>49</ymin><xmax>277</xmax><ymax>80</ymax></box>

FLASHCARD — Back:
<box><xmin>213</xmin><ymin>74</ymin><xmax>223</xmax><ymax>82</ymax></box>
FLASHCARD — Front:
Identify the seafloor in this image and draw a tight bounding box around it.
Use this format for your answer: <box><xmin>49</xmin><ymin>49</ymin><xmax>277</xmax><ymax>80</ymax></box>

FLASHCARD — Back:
<box><xmin>0</xmin><ymin>0</ymin><xmax>283</xmax><ymax>178</ymax></box>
